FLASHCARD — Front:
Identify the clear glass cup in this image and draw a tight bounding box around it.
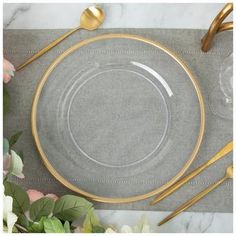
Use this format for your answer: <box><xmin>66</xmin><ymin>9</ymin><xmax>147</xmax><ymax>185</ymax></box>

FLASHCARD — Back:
<box><xmin>210</xmin><ymin>53</ymin><xmax>233</xmax><ymax>120</ymax></box>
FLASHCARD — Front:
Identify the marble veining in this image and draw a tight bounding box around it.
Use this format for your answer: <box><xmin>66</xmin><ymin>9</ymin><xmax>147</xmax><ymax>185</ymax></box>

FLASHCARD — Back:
<box><xmin>3</xmin><ymin>3</ymin><xmax>233</xmax><ymax>233</ymax></box>
<box><xmin>3</xmin><ymin>3</ymin><xmax>233</xmax><ymax>29</ymax></box>
<box><xmin>95</xmin><ymin>210</ymin><xmax>232</xmax><ymax>233</ymax></box>
<box><xmin>3</xmin><ymin>4</ymin><xmax>31</xmax><ymax>28</ymax></box>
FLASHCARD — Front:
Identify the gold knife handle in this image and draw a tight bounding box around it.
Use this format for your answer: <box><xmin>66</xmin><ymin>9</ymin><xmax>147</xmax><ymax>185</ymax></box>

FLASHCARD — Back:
<box><xmin>207</xmin><ymin>141</ymin><xmax>233</xmax><ymax>165</ymax></box>
<box><xmin>16</xmin><ymin>26</ymin><xmax>81</xmax><ymax>71</ymax></box>
<box><xmin>158</xmin><ymin>176</ymin><xmax>227</xmax><ymax>226</ymax></box>
<box><xmin>150</xmin><ymin>141</ymin><xmax>233</xmax><ymax>205</ymax></box>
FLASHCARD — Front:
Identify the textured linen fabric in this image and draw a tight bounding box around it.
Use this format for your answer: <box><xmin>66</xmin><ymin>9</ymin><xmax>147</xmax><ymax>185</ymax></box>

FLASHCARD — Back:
<box><xmin>3</xmin><ymin>29</ymin><xmax>233</xmax><ymax>212</ymax></box>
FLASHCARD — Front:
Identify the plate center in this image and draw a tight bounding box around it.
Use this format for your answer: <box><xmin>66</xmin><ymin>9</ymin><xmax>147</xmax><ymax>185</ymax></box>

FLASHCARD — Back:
<box><xmin>68</xmin><ymin>68</ymin><xmax>169</xmax><ymax>167</ymax></box>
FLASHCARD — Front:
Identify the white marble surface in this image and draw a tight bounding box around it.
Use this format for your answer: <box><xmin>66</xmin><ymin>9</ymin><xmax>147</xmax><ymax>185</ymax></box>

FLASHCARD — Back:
<box><xmin>96</xmin><ymin>210</ymin><xmax>233</xmax><ymax>233</ymax></box>
<box><xmin>3</xmin><ymin>3</ymin><xmax>233</xmax><ymax>233</ymax></box>
<box><xmin>3</xmin><ymin>3</ymin><xmax>232</xmax><ymax>29</ymax></box>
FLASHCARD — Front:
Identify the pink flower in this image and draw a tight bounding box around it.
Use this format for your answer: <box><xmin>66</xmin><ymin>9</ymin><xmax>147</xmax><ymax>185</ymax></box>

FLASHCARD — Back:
<box><xmin>3</xmin><ymin>153</ymin><xmax>11</xmax><ymax>177</ymax></box>
<box><xmin>27</xmin><ymin>189</ymin><xmax>44</xmax><ymax>203</ymax></box>
<box><xmin>3</xmin><ymin>58</ymin><xmax>15</xmax><ymax>83</ymax></box>
<box><xmin>26</xmin><ymin>189</ymin><xmax>59</xmax><ymax>203</ymax></box>
<box><xmin>45</xmin><ymin>193</ymin><xmax>59</xmax><ymax>201</ymax></box>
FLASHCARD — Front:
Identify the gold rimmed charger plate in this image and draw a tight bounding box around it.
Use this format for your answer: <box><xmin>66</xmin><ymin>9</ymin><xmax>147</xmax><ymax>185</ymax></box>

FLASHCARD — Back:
<box><xmin>32</xmin><ymin>33</ymin><xmax>205</xmax><ymax>204</ymax></box>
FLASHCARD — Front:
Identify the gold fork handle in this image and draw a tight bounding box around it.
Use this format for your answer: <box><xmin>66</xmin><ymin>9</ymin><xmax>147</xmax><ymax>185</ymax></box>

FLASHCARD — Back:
<box><xmin>150</xmin><ymin>141</ymin><xmax>233</xmax><ymax>205</ymax></box>
<box><xmin>158</xmin><ymin>176</ymin><xmax>227</xmax><ymax>226</ymax></box>
<box><xmin>201</xmin><ymin>3</ymin><xmax>233</xmax><ymax>52</ymax></box>
<box><xmin>217</xmin><ymin>21</ymin><xmax>233</xmax><ymax>33</ymax></box>
<box><xmin>16</xmin><ymin>26</ymin><xmax>81</xmax><ymax>71</ymax></box>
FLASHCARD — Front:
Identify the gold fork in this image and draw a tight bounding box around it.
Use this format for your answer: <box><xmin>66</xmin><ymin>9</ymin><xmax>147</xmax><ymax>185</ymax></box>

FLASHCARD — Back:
<box><xmin>158</xmin><ymin>164</ymin><xmax>233</xmax><ymax>226</ymax></box>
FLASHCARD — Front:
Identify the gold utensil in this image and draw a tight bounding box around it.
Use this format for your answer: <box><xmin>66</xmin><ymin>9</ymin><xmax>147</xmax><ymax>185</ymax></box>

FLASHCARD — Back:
<box><xmin>201</xmin><ymin>3</ymin><xmax>233</xmax><ymax>52</ymax></box>
<box><xmin>150</xmin><ymin>141</ymin><xmax>233</xmax><ymax>205</ymax></box>
<box><xmin>158</xmin><ymin>164</ymin><xmax>233</xmax><ymax>226</ymax></box>
<box><xmin>16</xmin><ymin>6</ymin><xmax>105</xmax><ymax>71</ymax></box>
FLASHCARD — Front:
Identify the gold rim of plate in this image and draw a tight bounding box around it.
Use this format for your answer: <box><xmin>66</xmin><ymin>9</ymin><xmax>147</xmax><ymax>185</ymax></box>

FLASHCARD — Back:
<box><xmin>31</xmin><ymin>33</ymin><xmax>205</xmax><ymax>204</ymax></box>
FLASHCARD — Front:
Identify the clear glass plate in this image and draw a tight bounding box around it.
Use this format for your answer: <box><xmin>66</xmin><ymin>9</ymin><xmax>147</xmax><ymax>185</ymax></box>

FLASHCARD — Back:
<box><xmin>32</xmin><ymin>34</ymin><xmax>205</xmax><ymax>203</ymax></box>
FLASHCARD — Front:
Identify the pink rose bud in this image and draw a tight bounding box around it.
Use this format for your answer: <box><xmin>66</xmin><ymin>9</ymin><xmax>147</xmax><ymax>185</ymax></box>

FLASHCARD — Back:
<box><xmin>3</xmin><ymin>58</ymin><xmax>15</xmax><ymax>83</ymax></box>
<box><xmin>45</xmin><ymin>193</ymin><xmax>59</xmax><ymax>201</ymax></box>
<box><xmin>27</xmin><ymin>189</ymin><xmax>44</xmax><ymax>203</ymax></box>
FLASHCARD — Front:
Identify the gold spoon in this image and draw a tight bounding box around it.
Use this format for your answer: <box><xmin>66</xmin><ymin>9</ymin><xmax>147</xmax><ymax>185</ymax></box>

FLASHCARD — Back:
<box><xmin>158</xmin><ymin>164</ymin><xmax>233</xmax><ymax>226</ymax></box>
<box><xmin>16</xmin><ymin>6</ymin><xmax>105</xmax><ymax>71</ymax></box>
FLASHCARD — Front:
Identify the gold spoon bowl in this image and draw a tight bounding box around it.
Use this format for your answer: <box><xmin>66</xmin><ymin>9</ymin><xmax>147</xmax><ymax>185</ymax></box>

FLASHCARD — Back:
<box><xmin>80</xmin><ymin>6</ymin><xmax>105</xmax><ymax>30</ymax></box>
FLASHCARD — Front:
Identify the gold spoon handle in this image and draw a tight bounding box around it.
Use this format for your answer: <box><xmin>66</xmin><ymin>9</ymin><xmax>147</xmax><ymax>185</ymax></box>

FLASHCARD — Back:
<box><xmin>158</xmin><ymin>176</ymin><xmax>228</xmax><ymax>226</ymax></box>
<box><xmin>16</xmin><ymin>26</ymin><xmax>81</xmax><ymax>71</ymax></box>
<box><xmin>150</xmin><ymin>141</ymin><xmax>233</xmax><ymax>205</ymax></box>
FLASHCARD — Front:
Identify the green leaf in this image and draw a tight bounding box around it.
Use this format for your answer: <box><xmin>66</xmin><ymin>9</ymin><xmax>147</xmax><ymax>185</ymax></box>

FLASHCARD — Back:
<box><xmin>17</xmin><ymin>213</ymin><xmax>29</xmax><ymax>229</ymax></box>
<box><xmin>4</xmin><ymin>181</ymin><xmax>30</xmax><ymax>215</ymax></box>
<box><xmin>9</xmin><ymin>131</ymin><xmax>23</xmax><ymax>148</ymax></box>
<box><xmin>64</xmin><ymin>221</ymin><xmax>71</xmax><ymax>233</ymax></box>
<box><xmin>92</xmin><ymin>225</ymin><xmax>106</xmax><ymax>233</ymax></box>
<box><xmin>3</xmin><ymin>87</ymin><xmax>10</xmax><ymax>116</ymax></box>
<box><xmin>3</xmin><ymin>223</ymin><xmax>8</xmax><ymax>233</ymax></box>
<box><xmin>53</xmin><ymin>195</ymin><xmax>92</xmax><ymax>221</ymax></box>
<box><xmin>3</xmin><ymin>138</ymin><xmax>9</xmax><ymax>155</ymax></box>
<box><xmin>28</xmin><ymin>216</ymin><xmax>47</xmax><ymax>233</ymax></box>
<box><xmin>12</xmin><ymin>225</ymin><xmax>19</xmax><ymax>233</ymax></box>
<box><xmin>18</xmin><ymin>150</ymin><xmax>24</xmax><ymax>162</ymax></box>
<box><xmin>8</xmin><ymin>70</ymin><xmax>14</xmax><ymax>77</ymax></box>
<box><xmin>10</xmin><ymin>150</ymin><xmax>24</xmax><ymax>178</ymax></box>
<box><xmin>83</xmin><ymin>208</ymin><xmax>103</xmax><ymax>233</ymax></box>
<box><xmin>29</xmin><ymin>197</ymin><xmax>55</xmax><ymax>221</ymax></box>
<box><xmin>43</xmin><ymin>216</ymin><xmax>65</xmax><ymax>233</ymax></box>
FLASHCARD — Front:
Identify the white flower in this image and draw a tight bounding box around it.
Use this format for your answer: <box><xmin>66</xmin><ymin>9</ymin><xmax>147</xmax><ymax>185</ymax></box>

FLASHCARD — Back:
<box><xmin>3</xmin><ymin>193</ymin><xmax>18</xmax><ymax>233</ymax></box>
<box><xmin>3</xmin><ymin>149</ymin><xmax>24</xmax><ymax>179</ymax></box>
<box><xmin>73</xmin><ymin>226</ymin><xmax>81</xmax><ymax>233</ymax></box>
<box><xmin>133</xmin><ymin>215</ymin><xmax>152</xmax><ymax>233</ymax></box>
<box><xmin>106</xmin><ymin>215</ymin><xmax>152</xmax><ymax>233</ymax></box>
<box><xmin>10</xmin><ymin>150</ymin><xmax>24</xmax><ymax>179</ymax></box>
<box><xmin>105</xmin><ymin>227</ymin><xmax>117</xmax><ymax>233</ymax></box>
<box><xmin>120</xmin><ymin>215</ymin><xmax>152</xmax><ymax>233</ymax></box>
<box><xmin>121</xmin><ymin>225</ymin><xmax>133</xmax><ymax>233</ymax></box>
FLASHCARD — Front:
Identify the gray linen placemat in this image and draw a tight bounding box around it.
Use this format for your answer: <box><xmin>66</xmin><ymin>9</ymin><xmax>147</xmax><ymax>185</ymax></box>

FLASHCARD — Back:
<box><xmin>3</xmin><ymin>28</ymin><xmax>233</xmax><ymax>212</ymax></box>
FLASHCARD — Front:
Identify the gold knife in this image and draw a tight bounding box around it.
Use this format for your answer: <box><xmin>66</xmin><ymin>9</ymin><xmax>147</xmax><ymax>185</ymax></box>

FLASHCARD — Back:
<box><xmin>158</xmin><ymin>164</ymin><xmax>233</xmax><ymax>226</ymax></box>
<box><xmin>150</xmin><ymin>141</ymin><xmax>233</xmax><ymax>205</ymax></box>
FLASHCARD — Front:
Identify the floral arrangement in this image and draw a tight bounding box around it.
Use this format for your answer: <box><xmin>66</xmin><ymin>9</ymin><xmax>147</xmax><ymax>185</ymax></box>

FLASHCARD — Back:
<box><xmin>3</xmin><ymin>58</ymin><xmax>152</xmax><ymax>233</ymax></box>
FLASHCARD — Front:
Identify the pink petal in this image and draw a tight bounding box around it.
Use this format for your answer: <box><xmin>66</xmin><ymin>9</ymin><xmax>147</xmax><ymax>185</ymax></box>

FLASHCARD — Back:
<box><xmin>3</xmin><ymin>154</ymin><xmax>11</xmax><ymax>172</ymax></box>
<box><xmin>3</xmin><ymin>58</ymin><xmax>15</xmax><ymax>83</ymax></box>
<box><xmin>3</xmin><ymin>73</ymin><xmax>11</xmax><ymax>83</ymax></box>
<box><xmin>45</xmin><ymin>193</ymin><xmax>59</xmax><ymax>201</ymax></box>
<box><xmin>27</xmin><ymin>189</ymin><xmax>44</xmax><ymax>203</ymax></box>
<box><xmin>3</xmin><ymin>58</ymin><xmax>15</xmax><ymax>71</ymax></box>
